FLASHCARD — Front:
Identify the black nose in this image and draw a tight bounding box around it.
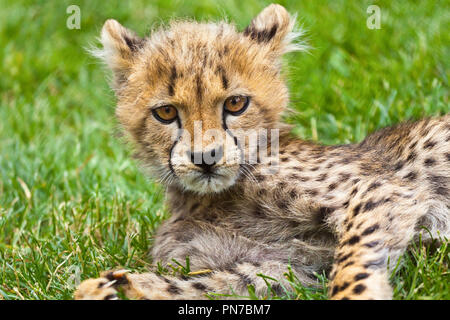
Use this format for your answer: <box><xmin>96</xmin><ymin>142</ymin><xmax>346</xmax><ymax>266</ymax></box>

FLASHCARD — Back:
<box><xmin>188</xmin><ymin>146</ymin><xmax>223</xmax><ymax>172</ymax></box>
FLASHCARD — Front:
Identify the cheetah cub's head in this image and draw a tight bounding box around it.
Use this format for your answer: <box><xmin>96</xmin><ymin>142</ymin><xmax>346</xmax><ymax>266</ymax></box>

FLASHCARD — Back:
<box><xmin>94</xmin><ymin>4</ymin><xmax>305</xmax><ymax>194</ymax></box>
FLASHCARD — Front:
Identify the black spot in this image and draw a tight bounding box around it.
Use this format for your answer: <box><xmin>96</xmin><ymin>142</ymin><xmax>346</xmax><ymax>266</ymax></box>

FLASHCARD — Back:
<box><xmin>328</xmin><ymin>183</ymin><xmax>337</xmax><ymax>191</ymax></box>
<box><xmin>331</xmin><ymin>286</ymin><xmax>339</xmax><ymax>296</ymax></box>
<box><xmin>192</xmin><ymin>282</ymin><xmax>208</xmax><ymax>291</ymax></box>
<box><xmin>445</xmin><ymin>153</ymin><xmax>450</xmax><ymax>162</ymax></box>
<box><xmin>305</xmin><ymin>189</ymin><xmax>319</xmax><ymax>196</ymax></box>
<box><xmin>311</xmin><ymin>166</ymin><xmax>320</xmax><ymax>171</ymax></box>
<box><xmin>277</xmin><ymin>181</ymin><xmax>287</xmax><ymax>189</ymax></box>
<box><xmin>367</xmin><ymin>182</ymin><xmax>381</xmax><ymax>192</ymax></box>
<box><xmin>103</xmin><ymin>294</ymin><xmax>118</xmax><ymax>300</ymax></box>
<box><xmin>363</xmin><ymin>240</ymin><xmax>379</xmax><ymax>248</ymax></box>
<box><xmin>354</xmin><ymin>273</ymin><xmax>370</xmax><ymax>281</ymax></box>
<box><xmin>190</xmin><ymin>203</ymin><xmax>200</xmax><ymax>212</ymax></box>
<box><xmin>361</xmin><ymin>224</ymin><xmax>379</xmax><ymax>236</ymax></box>
<box><xmin>316</xmin><ymin>173</ymin><xmax>328</xmax><ymax>182</ymax></box>
<box><xmin>281</xmin><ymin>157</ymin><xmax>289</xmax><ymax>162</ymax></box>
<box><xmin>393</xmin><ymin>161</ymin><xmax>404</xmax><ymax>171</ymax></box>
<box><xmin>237</xmin><ymin>273</ymin><xmax>254</xmax><ymax>286</ymax></box>
<box><xmin>331</xmin><ymin>282</ymin><xmax>350</xmax><ymax>296</ymax></box>
<box><xmin>175</xmin><ymin>231</ymin><xmax>194</xmax><ymax>242</ymax></box>
<box><xmin>257</xmin><ymin>189</ymin><xmax>267</xmax><ymax>196</ymax></box>
<box><xmin>343</xmin><ymin>200</ymin><xmax>350</xmax><ymax>208</ymax></box>
<box><xmin>316</xmin><ymin>207</ymin><xmax>334</xmax><ymax>224</ymax></box>
<box><xmin>424</xmin><ymin>158</ymin><xmax>436</xmax><ymax>167</ymax></box>
<box><xmin>220</xmin><ymin>71</ymin><xmax>229</xmax><ymax>90</ymax></box>
<box><xmin>406</xmin><ymin>151</ymin><xmax>417</xmax><ymax>163</ymax></box>
<box><xmin>161</xmin><ymin>276</ymin><xmax>172</xmax><ymax>284</ymax></box>
<box><xmin>353</xmin><ymin>204</ymin><xmax>362</xmax><ymax>217</ymax></box>
<box><xmin>339</xmin><ymin>173</ymin><xmax>351</xmax><ymax>182</ymax></box>
<box><xmin>340</xmin><ymin>282</ymin><xmax>350</xmax><ymax>291</ymax></box>
<box><xmin>244</xmin><ymin>23</ymin><xmax>278</xmax><ymax>43</ymax></box>
<box><xmin>342</xmin><ymin>261</ymin><xmax>355</xmax><ymax>268</ymax></box>
<box><xmin>346</xmin><ymin>222</ymin><xmax>353</xmax><ymax>232</ymax></box>
<box><xmin>253</xmin><ymin>205</ymin><xmax>265</xmax><ymax>217</ymax></box>
<box><xmin>352</xmin><ymin>284</ymin><xmax>366</xmax><ymax>294</ymax></box>
<box><xmin>289</xmin><ymin>189</ymin><xmax>297</xmax><ymax>198</ymax></box>
<box><xmin>217</xmin><ymin>66</ymin><xmax>228</xmax><ymax>90</ymax></box>
<box><xmin>252</xmin><ymin>261</ymin><xmax>261</xmax><ymax>267</ymax></box>
<box><xmin>403</xmin><ymin>171</ymin><xmax>417</xmax><ymax>181</ymax></box>
<box><xmin>337</xmin><ymin>252</ymin><xmax>353</xmax><ymax>264</ymax></box>
<box><xmin>123</xmin><ymin>35</ymin><xmax>144</xmax><ymax>52</ymax></box>
<box><xmin>363</xmin><ymin>257</ymin><xmax>385</xmax><ymax>269</ymax></box>
<box><xmin>347</xmin><ymin>236</ymin><xmax>360</xmax><ymax>245</ymax></box>
<box><xmin>423</xmin><ymin>139</ymin><xmax>436</xmax><ymax>149</ymax></box>
<box><xmin>195</xmin><ymin>74</ymin><xmax>203</xmax><ymax>102</ymax></box>
<box><xmin>255</xmin><ymin>174</ymin><xmax>265</xmax><ymax>182</ymax></box>
<box><xmin>277</xmin><ymin>200</ymin><xmax>289</xmax><ymax>210</ymax></box>
<box><xmin>168</xmin><ymin>65</ymin><xmax>177</xmax><ymax>96</ymax></box>
<box><xmin>167</xmin><ymin>284</ymin><xmax>181</xmax><ymax>295</ymax></box>
<box><xmin>362</xmin><ymin>199</ymin><xmax>382</xmax><ymax>213</ymax></box>
<box><xmin>173</xmin><ymin>216</ymin><xmax>185</xmax><ymax>224</ymax></box>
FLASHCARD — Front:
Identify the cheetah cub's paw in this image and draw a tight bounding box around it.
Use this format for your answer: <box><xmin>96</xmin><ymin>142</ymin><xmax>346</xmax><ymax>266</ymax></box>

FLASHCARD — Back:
<box><xmin>74</xmin><ymin>270</ymin><xmax>130</xmax><ymax>300</ymax></box>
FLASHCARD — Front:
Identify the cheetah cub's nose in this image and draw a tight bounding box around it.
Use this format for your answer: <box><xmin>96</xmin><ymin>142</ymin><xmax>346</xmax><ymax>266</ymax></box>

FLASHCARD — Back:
<box><xmin>187</xmin><ymin>146</ymin><xmax>224</xmax><ymax>173</ymax></box>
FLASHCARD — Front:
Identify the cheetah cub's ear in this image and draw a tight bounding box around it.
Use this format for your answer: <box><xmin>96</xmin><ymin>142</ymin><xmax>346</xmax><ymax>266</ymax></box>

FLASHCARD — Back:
<box><xmin>244</xmin><ymin>4</ymin><xmax>306</xmax><ymax>55</ymax></box>
<box><xmin>92</xmin><ymin>19</ymin><xmax>144</xmax><ymax>87</ymax></box>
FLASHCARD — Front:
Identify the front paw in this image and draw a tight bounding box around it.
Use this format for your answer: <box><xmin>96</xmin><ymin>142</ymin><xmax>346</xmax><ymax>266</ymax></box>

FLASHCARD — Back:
<box><xmin>74</xmin><ymin>270</ymin><xmax>129</xmax><ymax>300</ymax></box>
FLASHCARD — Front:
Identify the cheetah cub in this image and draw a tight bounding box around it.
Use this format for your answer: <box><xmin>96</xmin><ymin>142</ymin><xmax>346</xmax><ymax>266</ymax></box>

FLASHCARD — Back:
<box><xmin>75</xmin><ymin>4</ymin><xmax>449</xmax><ymax>300</ymax></box>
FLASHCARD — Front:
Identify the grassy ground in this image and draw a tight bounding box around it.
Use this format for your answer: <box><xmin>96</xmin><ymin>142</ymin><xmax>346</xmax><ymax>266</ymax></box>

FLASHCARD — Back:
<box><xmin>0</xmin><ymin>0</ymin><xmax>448</xmax><ymax>300</ymax></box>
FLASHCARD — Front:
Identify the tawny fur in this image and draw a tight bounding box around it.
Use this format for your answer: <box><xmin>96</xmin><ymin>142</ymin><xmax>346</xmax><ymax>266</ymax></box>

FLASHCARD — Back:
<box><xmin>75</xmin><ymin>4</ymin><xmax>449</xmax><ymax>300</ymax></box>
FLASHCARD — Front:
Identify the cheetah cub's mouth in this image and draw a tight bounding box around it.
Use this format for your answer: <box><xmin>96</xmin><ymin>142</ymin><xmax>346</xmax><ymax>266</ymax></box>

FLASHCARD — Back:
<box><xmin>169</xmin><ymin>128</ymin><xmax>244</xmax><ymax>194</ymax></box>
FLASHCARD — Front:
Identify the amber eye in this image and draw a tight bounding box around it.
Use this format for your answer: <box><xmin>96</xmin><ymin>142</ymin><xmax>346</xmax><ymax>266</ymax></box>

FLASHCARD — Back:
<box><xmin>152</xmin><ymin>105</ymin><xmax>178</xmax><ymax>124</ymax></box>
<box><xmin>224</xmin><ymin>96</ymin><xmax>250</xmax><ymax>115</ymax></box>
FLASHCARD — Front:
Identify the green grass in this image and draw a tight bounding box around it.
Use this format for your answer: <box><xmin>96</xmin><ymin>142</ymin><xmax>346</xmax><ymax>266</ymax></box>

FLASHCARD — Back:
<box><xmin>0</xmin><ymin>0</ymin><xmax>448</xmax><ymax>300</ymax></box>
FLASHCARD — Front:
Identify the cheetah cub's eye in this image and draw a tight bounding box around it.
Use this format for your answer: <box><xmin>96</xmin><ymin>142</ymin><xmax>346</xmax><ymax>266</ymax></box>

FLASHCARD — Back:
<box><xmin>152</xmin><ymin>105</ymin><xmax>178</xmax><ymax>124</ymax></box>
<box><xmin>224</xmin><ymin>96</ymin><xmax>250</xmax><ymax>116</ymax></box>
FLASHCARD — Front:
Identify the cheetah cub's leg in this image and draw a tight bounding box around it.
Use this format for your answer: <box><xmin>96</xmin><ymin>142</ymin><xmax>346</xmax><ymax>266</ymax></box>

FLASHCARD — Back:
<box><xmin>75</xmin><ymin>260</ymin><xmax>298</xmax><ymax>300</ymax></box>
<box><xmin>75</xmin><ymin>269</ymin><xmax>214</xmax><ymax>300</ymax></box>
<box><xmin>328</xmin><ymin>184</ymin><xmax>431</xmax><ymax>300</ymax></box>
<box><xmin>75</xmin><ymin>227</ymin><xmax>318</xmax><ymax>300</ymax></box>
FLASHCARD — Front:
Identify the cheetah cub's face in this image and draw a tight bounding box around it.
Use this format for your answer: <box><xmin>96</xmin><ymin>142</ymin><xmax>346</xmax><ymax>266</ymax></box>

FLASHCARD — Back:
<box><xmin>94</xmin><ymin>4</ymin><xmax>304</xmax><ymax>194</ymax></box>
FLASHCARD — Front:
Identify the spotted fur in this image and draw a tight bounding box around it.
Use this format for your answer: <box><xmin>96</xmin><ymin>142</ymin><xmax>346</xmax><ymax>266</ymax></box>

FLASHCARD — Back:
<box><xmin>75</xmin><ymin>4</ymin><xmax>449</xmax><ymax>300</ymax></box>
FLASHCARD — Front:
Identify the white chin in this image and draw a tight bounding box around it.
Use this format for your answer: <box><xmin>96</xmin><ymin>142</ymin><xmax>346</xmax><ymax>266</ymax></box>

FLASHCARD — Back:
<box><xmin>181</xmin><ymin>172</ymin><xmax>238</xmax><ymax>195</ymax></box>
